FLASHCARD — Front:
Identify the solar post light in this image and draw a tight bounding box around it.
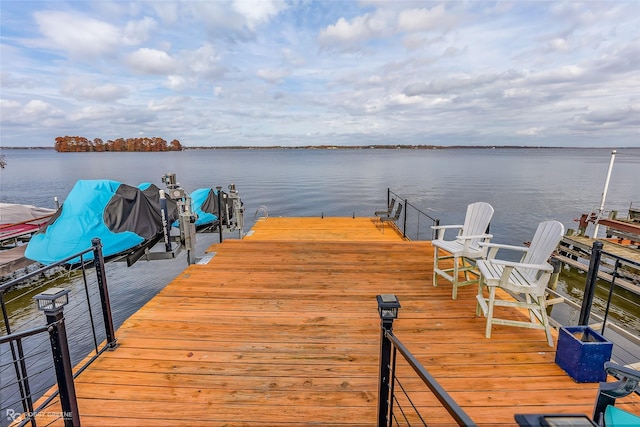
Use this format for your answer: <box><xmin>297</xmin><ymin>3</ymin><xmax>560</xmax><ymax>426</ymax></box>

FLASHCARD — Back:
<box><xmin>376</xmin><ymin>294</ymin><xmax>400</xmax><ymax>320</ymax></box>
<box><xmin>34</xmin><ymin>287</ymin><xmax>70</xmax><ymax>314</ymax></box>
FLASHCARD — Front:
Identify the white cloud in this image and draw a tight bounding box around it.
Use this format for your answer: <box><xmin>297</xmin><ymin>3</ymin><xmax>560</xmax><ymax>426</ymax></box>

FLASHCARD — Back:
<box><xmin>23</xmin><ymin>100</ymin><xmax>54</xmax><ymax>115</ymax></box>
<box><xmin>0</xmin><ymin>99</ymin><xmax>21</xmax><ymax>111</ymax></box>
<box><xmin>532</xmin><ymin>66</ymin><xmax>586</xmax><ymax>84</ymax></box>
<box><xmin>33</xmin><ymin>11</ymin><xmax>121</xmax><ymax>57</ymax></box>
<box><xmin>2</xmin><ymin>1</ymin><xmax>638</xmax><ymax>147</ymax></box>
<box><xmin>0</xmin><ymin>99</ymin><xmax>63</xmax><ymax>125</ymax></box>
<box><xmin>123</xmin><ymin>17</ymin><xmax>158</xmax><ymax>45</ymax></box>
<box><xmin>503</xmin><ymin>88</ymin><xmax>532</xmax><ymax>99</ymax></box>
<box><xmin>318</xmin><ymin>12</ymin><xmax>390</xmax><ymax>47</ymax></box>
<box><xmin>153</xmin><ymin>2</ymin><xmax>180</xmax><ymax>25</ymax></box>
<box><xmin>397</xmin><ymin>5</ymin><xmax>457</xmax><ymax>33</ymax></box>
<box><xmin>147</xmin><ymin>96</ymin><xmax>189</xmax><ymax>112</ymax></box>
<box><xmin>182</xmin><ymin>44</ymin><xmax>225</xmax><ymax>79</ymax></box>
<box><xmin>69</xmin><ymin>105</ymin><xmax>118</xmax><ymax>121</ymax></box>
<box><xmin>126</xmin><ymin>48</ymin><xmax>176</xmax><ymax>74</ymax></box>
<box><xmin>165</xmin><ymin>75</ymin><xmax>187</xmax><ymax>90</ymax></box>
<box><xmin>257</xmin><ymin>68</ymin><xmax>289</xmax><ymax>84</ymax></box>
<box><xmin>61</xmin><ymin>81</ymin><xmax>129</xmax><ymax>102</ymax></box>
<box><xmin>517</xmin><ymin>127</ymin><xmax>544</xmax><ymax>136</ymax></box>
<box><xmin>548</xmin><ymin>37</ymin><xmax>570</xmax><ymax>53</ymax></box>
<box><xmin>232</xmin><ymin>0</ymin><xmax>287</xmax><ymax>30</ymax></box>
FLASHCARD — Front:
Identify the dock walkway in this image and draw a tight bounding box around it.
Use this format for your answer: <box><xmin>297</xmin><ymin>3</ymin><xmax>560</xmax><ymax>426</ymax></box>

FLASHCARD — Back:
<box><xmin>33</xmin><ymin>217</ymin><xmax>639</xmax><ymax>425</ymax></box>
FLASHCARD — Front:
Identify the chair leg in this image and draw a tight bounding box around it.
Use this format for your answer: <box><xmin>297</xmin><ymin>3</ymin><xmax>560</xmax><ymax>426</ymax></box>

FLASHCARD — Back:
<box><xmin>476</xmin><ymin>275</ymin><xmax>485</xmax><ymax>316</ymax></box>
<box><xmin>451</xmin><ymin>255</ymin><xmax>459</xmax><ymax>300</ymax></box>
<box><xmin>538</xmin><ymin>296</ymin><xmax>554</xmax><ymax>347</ymax></box>
<box><xmin>433</xmin><ymin>247</ymin><xmax>439</xmax><ymax>287</ymax></box>
<box><xmin>485</xmin><ymin>287</ymin><xmax>496</xmax><ymax>338</ymax></box>
<box><xmin>525</xmin><ymin>294</ymin><xmax>537</xmax><ymax>324</ymax></box>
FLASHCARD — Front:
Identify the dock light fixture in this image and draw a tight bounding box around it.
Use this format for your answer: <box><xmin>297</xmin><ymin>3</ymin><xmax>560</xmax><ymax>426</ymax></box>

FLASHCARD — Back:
<box><xmin>376</xmin><ymin>294</ymin><xmax>401</xmax><ymax>427</ymax></box>
<box><xmin>34</xmin><ymin>287</ymin><xmax>70</xmax><ymax>314</ymax></box>
<box><xmin>34</xmin><ymin>287</ymin><xmax>80</xmax><ymax>426</ymax></box>
<box><xmin>376</xmin><ymin>294</ymin><xmax>400</xmax><ymax>320</ymax></box>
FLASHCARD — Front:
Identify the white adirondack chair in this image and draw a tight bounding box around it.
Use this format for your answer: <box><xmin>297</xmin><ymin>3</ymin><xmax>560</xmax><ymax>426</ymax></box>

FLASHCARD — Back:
<box><xmin>475</xmin><ymin>220</ymin><xmax>565</xmax><ymax>347</ymax></box>
<box><xmin>431</xmin><ymin>202</ymin><xmax>494</xmax><ymax>299</ymax></box>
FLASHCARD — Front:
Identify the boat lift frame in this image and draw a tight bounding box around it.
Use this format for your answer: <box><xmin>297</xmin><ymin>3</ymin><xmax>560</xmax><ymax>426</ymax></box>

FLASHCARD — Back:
<box><xmin>122</xmin><ymin>174</ymin><xmax>244</xmax><ymax>267</ymax></box>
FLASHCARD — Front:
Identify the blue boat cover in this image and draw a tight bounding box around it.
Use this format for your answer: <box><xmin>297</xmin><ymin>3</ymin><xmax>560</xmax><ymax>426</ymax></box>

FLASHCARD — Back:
<box><xmin>26</xmin><ymin>180</ymin><xmax>178</xmax><ymax>265</ymax></box>
<box><xmin>187</xmin><ymin>188</ymin><xmax>219</xmax><ymax>227</ymax></box>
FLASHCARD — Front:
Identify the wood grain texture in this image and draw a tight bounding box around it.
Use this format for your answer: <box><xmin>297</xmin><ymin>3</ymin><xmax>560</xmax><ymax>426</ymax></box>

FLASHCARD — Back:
<box><xmin>29</xmin><ymin>217</ymin><xmax>639</xmax><ymax>426</ymax></box>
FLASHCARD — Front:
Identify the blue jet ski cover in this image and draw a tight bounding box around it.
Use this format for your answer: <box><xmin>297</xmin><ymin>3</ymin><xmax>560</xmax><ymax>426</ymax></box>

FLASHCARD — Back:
<box><xmin>189</xmin><ymin>188</ymin><xmax>219</xmax><ymax>227</ymax></box>
<box><xmin>26</xmin><ymin>180</ymin><xmax>178</xmax><ymax>265</ymax></box>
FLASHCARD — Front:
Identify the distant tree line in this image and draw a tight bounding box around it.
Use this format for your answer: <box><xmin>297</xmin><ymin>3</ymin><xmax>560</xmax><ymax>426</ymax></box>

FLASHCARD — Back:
<box><xmin>54</xmin><ymin>136</ymin><xmax>183</xmax><ymax>152</ymax></box>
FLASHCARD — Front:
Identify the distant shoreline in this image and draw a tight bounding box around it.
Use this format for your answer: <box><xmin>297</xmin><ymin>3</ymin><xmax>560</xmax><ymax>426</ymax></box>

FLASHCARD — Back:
<box><xmin>0</xmin><ymin>145</ymin><xmax>630</xmax><ymax>150</ymax></box>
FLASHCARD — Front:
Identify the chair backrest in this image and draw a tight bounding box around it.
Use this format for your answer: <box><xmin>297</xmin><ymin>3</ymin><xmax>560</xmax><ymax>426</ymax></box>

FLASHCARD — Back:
<box><xmin>461</xmin><ymin>202</ymin><xmax>494</xmax><ymax>249</ymax></box>
<box><xmin>388</xmin><ymin>198</ymin><xmax>396</xmax><ymax>211</ymax></box>
<box><xmin>521</xmin><ymin>220</ymin><xmax>564</xmax><ymax>280</ymax></box>
<box><xmin>393</xmin><ymin>203</ymin><xmax>403</xmax><ymax>220</ymax></box>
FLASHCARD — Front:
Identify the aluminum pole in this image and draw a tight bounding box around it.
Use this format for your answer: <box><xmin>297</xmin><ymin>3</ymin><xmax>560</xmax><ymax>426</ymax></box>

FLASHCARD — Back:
<box><xmin>592</xmin><ymin>149</ymin><xmax>616</xmax><ymax>238</ymax></box>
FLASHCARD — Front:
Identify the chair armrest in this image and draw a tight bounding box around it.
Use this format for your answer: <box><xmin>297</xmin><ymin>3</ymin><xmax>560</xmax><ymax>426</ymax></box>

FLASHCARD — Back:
<box><xmin>479</xmin><ymin>242</ymin><xmax>528</xmax><ymax>252</ymax></box>
<box><xmin>479</xmin><ymin>242</ymin><xmax>528</xmax><ymax>260</ymax></box>
<box><xmin>430</xmin><ymin>224</ymin><xmax>463</xmax><ymax>230</ymax></box>
<box><xmin>430</xmin><ymin>224</ymin><xmax>463</xmax><ymax>240</ymax></box>
<box><xmin>605</xmin><ymin>362</ymin><xmax>640</xmax><ymax>383</ymax></box>
<box><xmin>455</xmin><ymin>233</ymin><xmax>493</xmax><ymax>241</ymax></box>
<box><xmin>490</xmin><ymin>259</ymin><xmax>553</xmax><ymax>272</ymax></box>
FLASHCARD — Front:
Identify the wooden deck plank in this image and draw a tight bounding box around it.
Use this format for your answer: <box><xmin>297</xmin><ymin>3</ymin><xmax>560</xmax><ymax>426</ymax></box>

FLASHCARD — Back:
<box><xmin>29</xmin><ymin>217</ymin><xmax>640</xmax><ymax>426</ymax></box>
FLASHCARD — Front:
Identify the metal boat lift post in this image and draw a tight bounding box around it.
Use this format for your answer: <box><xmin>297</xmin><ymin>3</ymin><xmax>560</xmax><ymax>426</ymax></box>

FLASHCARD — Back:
<box><xmin>126</xmin><ymin>174</ymin><xmax>245</xmax><ymax>266</ymax></box>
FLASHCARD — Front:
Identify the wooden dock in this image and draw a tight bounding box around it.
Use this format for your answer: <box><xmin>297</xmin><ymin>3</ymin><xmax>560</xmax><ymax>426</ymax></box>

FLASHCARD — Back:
<box><xmin>557</xmin><ymin>234</ymin><xmax>640</xmax><ymax>293</ymax></box>
<box><xmin>31</xmin><ymin>217</ymin><xmax>639</xmax><ymax>425</ymax></box>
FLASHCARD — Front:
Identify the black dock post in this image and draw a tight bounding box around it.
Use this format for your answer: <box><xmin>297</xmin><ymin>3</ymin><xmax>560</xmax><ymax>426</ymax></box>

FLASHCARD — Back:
<box><xmin>579</xmin><ymin>240</ymin><xmax>603</xmax><ymax>326</ymax></box>
<box><xmin>92</xmin><ymin>238</ymin><xmax>117</xmax><ymax>349</ymax></box>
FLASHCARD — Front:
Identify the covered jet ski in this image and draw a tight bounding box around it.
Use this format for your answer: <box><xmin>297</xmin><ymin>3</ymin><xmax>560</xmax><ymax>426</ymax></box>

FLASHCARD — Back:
<box><xmin>184</xmin><ymin>187</ymin><xmax>231</xmax><ymax>230</ymax></box>
<box><xmin>25</xmin><ymin>180</ymin><xmax>179</xmax><ymax>265</ymax></box>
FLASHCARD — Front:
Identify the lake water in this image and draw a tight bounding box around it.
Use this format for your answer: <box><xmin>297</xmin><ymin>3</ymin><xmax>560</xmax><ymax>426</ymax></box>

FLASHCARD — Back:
<box><xmin>2</xmin><ymin>147</ymin><xmax>639</xmax><ymax>245</ymax></box>
<box><xmin>1</xmin><ymin>147</ymin><xmax>639</xmax><ymax>421</ymax></box>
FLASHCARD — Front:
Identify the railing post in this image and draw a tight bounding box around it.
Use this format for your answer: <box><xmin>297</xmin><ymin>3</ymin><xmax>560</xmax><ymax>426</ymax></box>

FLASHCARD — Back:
<box><xmin>579</xmin><ymin>241</ymin><xmax>603</xmax><ymax>326</ymax></box>
<box><xmin>601</xmin><ymin>259</ymin><xmax>621</xmax><ymax>335</ymax></box>
<box><xmin>403</xmin><ymin>199</ymin><xmax>408</xmax><ymax>238</ymax></box>
<box><xmin>1</xmin><ymin>292</ymin><xmax>35</xmax><ymax>424</ymax></box>
<box><xmin>91</xmin><ymin>238</ymin><xmax>117</xmax><ymax>348</ymax></box>
<box><xmin>377</xmin><ymin>294</ymin><xmax>401</xmax><ymax>427</ymax></box>
<box><xmin>217</xmin><ymin>186</ymin><xmax>224</xmax><ymax>243</ymax></box>
<box><xmin>34</xmin><ymin>289</ymin><xmax>80</xmax><ymax>427</ymax></box>
<box><xmin>433</xmin><ymin>219</ymin><xmax>440</xmax><ymax>240</ymax></box>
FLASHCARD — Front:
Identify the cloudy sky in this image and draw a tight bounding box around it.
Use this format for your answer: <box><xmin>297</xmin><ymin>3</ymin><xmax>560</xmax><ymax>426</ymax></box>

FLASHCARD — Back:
<box><xmin>1</xmin><ymin>1</ymin><xmax>638</xmax><ymax>148</ymax></box>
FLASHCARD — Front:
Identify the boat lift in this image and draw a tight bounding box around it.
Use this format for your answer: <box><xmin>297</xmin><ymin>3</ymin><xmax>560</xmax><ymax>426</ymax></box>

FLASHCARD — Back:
<box><xmin>124</xmin><ymin>173</ymin><xmax>245</xmax><ymax>267</ymax></box>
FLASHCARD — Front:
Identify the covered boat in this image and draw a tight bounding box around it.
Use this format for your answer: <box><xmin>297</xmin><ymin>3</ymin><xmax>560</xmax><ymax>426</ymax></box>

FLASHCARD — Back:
<box><xmin>25</xmin><ymin>180</ymin><xmax>179</xmax><ymax>265</ymax></box>
<box><xmin>0</xmin><ymin>203</ymin><xmax>55</xmax><ymax>247</ymax></box>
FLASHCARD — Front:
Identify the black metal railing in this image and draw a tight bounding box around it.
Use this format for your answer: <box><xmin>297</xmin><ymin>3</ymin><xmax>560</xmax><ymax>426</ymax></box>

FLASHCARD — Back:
<box><xmin>578</xmin><ymin>241</ymin><xmax>640</xmax><ymax>337</ymax></box>
<box><xmin>377</xmin><ymin>295</ymin><xmax>475</xmax><ymax>427</ymax></box>
<box><xmin>385</xmin><ymin>189</ymin><xmax>440</xmax><ymax>241</ymax></box>
<box><xmin>1</xmin><ymin>238</ymin><xmax>117</xmax><ymax>426</ymax></box>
